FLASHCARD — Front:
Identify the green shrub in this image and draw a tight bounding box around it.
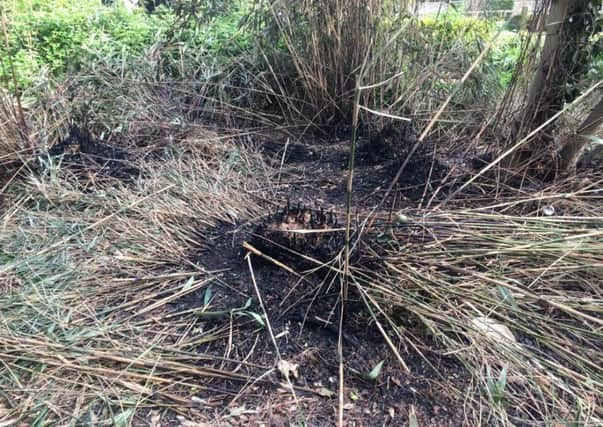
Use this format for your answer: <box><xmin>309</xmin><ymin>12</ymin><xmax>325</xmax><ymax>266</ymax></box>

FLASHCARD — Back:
<box><xmin>421</xmin><ymin>12</ymin><xmax>496</xmax><ymax>51</ymax></box>
<box><xmin>420</xmin><ymin>13</ymin><xmax>522</xmax><ymax>89</ymax></box>
<box><xmin>490</xmin><ymin>32</ymin><xmax>523</xmax><ymax>87</ymax></box>
<box><xmin>418</xmin><ymin>12</ymin><xmax>516</xmax><ymax>103</ymax></box>
<box><xmin>0</xmin><ymin>1</ymin><xmax>169</xmax><ymax>90</ymax></box>
<box><xmin>240</xmin><ymin>5</ymin><xmax>523</xmax><ymax>126</ymax></box>
<box><xmin>0</xmin><ymin>0</ymin><xmax>252</xmax><ymax>93</ymax></box>
<box><xmin>1</xmin><ymin>0</ymin><xmax>526</xmax><ymax>131</ymax></box>
<box><xmin>142</xmin><ymin>0</ymin><xmax>238</xmax><ymax>22</ymax></box>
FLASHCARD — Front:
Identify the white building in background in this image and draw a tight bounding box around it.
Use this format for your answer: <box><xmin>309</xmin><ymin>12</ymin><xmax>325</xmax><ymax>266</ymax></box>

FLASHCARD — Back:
<box><xmin>122</xmin><ymin>0</ymin><xmax>139</xmax><ymax>11</ymax></box>
<box><xmin>101</xmin><ymin>0</ymin><xmax>139</xmax><ymax>11</ymax></box>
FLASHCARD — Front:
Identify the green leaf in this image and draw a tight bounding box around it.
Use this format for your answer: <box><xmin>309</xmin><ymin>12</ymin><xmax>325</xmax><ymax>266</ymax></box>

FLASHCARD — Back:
<box><xmin>242</xmin><ymin>311</ymin><xmax>266</xmax><ymax>328</ymax></box>
<box><xmin>32</xmin><ymin>406</ymin><xmax>49</xmax><ymax>427</ymax></box>
<box><xmin>203</xmin><ymin>285</ymin><xmax>213</xmax><ymax>306</ymax></box>
<box><xmin>497</xmin><ymin>286</ymin><xmax>518</xmax><ymax>310</ymax></box>
<box><xmin>486</xmin><ymin>365</ymin><xmax>495</xmax><ymax>392</ymax></box>
<box><xmin>182</xmin><ymin>276</ymin><xmax>195</xmax><ymax>291</ymax></box>
<box><xmin>112</xmin><ymin>407</ymin><xmax>135</xmax><ymax>427</ymax></box>
<box><xmin>486</xmin><ymin>365</ymin><xmax>508</xmax><ymax>406</ymax></box>
<box><xmin>409</xmin><ymin>411</ymin><xmax>420</xmax><ymax>427</ymax></box>
<box><xmin>366</xmin><ymin>360</ymin><xmax>384</xmax><ymax>380</ymax></box>
<box><xmin>498</xmin><ymin>366</ymin><xmax>508</xmax><ymax>391</ymax></box>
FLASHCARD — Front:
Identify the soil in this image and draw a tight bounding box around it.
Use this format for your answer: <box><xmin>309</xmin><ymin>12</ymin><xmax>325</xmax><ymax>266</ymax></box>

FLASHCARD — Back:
<box><xmin>7</xmin><ymin>122</ymin><xmax>601</xmax><ymax>425</ymax></box>
<box><xmin>46</xmin><ymin>125</ymin><xmax>140</xmax><ymax>180</ymax></box>
<box><xmin>167</xmin><ymin>134</ymin><xmax>472</xmax><ymax>426</ymax></box>
<box><xmin>263</xmin><ymin>134</ymin><xmax>459</xmax><ymax>209</ymax></box>
<box><xmin>18</xmin><ymin>125</ymin><xmax>478</xmax><ymax>425</ymax></box>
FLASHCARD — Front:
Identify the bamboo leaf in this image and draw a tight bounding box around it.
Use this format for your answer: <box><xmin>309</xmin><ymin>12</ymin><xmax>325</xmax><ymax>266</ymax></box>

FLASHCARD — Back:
<box><xmin>366</xmin><ymin>360</ymin><xmax>384</xmax><ymax>380</ymax></box>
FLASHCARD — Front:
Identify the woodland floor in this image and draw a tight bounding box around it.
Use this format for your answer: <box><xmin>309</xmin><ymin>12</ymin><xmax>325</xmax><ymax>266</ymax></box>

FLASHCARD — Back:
<box><xmin>158</xmin><ymin>136</ymin><xmax>474</xmax><ymax>426</ymax></box>
<box><xmin>3</xmin><ymin>128</ymin><xmax>598</xmax><ymax>426</ymax></box>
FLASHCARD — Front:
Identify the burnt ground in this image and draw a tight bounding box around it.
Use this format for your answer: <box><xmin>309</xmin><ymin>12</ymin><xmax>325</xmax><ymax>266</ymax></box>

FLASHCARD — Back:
<box><xmin>13</xmin><ymin>126</ymin><xmax>481</xmax><ymax>425</ymax></box>
<box><xmin>166</xmin><ymin>135</ymin><xmax>474</xmax><ymax>426</ymax></box>
<box><xmin>6</xmin><ymin>124</ymin><xmax>601</xmax><ymax>425</ymax></box>
<box><xmin>45</xmin><ymin>125</ymin><xmax>140</xmax><ymax>181</ymax></box>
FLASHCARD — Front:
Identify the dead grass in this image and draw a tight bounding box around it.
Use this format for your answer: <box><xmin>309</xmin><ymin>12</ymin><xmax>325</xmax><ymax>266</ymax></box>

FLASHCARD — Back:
<box><xmin>0</xmin><ymin>88</ymin><xmax>29</xmax><ymax>188</ymax></box>
<box><xmin>3</xmin><ymin>130</ymin><xmax>600</xmax><ymax>425</ymax></box>
<box><xmin>352</xmin><ymin>178</ymin><xmax>603</xmax><ymax>425</ymax></box>
<box><xmin>247</xmin><ymin>0</ymin><xmax>505</xmax><ymax>132</ymax></box>
<box><xmin>0</xmin><ymin>130</ymin><xmax>276</xmax><ymax>424</ymax></box>
<box><xmin>1</xmin><ymin>2</ymin><xmax>602</xmax><ymax>425</ymax></box>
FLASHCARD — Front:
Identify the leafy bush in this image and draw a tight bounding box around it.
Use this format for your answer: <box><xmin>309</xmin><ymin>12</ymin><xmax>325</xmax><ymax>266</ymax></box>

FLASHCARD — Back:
<box><xmin>1</xmin><ymin>0</ymin><xmax>526</xmax><ymax>132</ymax></box>
<box><xmin>421</xmin><ymin>12</ymin><xmax>496</xmax><ymax>51</ymax></box>
<box><xmin>0</xmin><ymin>0</ymin><xmax>252</xmax><ymax>94</ymax></box>
<box><xmin>244</xmin><ymin>3</ymin><xmax>516</xmax><ymax>126</ymax></box>
<box><xmin>414</xmin><ymin>12</ymin><xmax>519</xmax><ymax>105</ymax></box>
<box><xmin>1</xmin><ymin>1</ymin><xmax>170</xmax><ymax>90</ymax></box>
<box><xmin>142</xmin><ymin>0</ymin><xmax>238</xmax><ymax>23</ymax></box>
<box><xmin>490</xmin><ymin>32</ymin><xmax>523</xmax><ymax>88</ymax></box>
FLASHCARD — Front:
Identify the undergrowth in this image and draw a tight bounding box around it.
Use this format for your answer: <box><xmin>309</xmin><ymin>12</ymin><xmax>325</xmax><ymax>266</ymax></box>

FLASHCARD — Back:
<box><xmin>355</xmin><ymin>188</ymin><xmax>603</xmax><ymax>425</ymax></box>
<box><xmin>0</xmin><ymin>0</ymin><xmax>250</xmax><ymax>95</ymax></box>
<box><xmin>0</xmin><ymin>126</ymin><xmax>273</xmax><ymax>424</ymax></box>
<box><xmin>0</xmin><ymin>1</ymin><xmax>601</xmax><ymax>425</ymax></box>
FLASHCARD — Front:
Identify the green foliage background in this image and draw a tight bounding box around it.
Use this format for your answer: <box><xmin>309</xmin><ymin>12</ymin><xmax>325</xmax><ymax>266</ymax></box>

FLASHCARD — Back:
<box><xmin>0</xmin><ymin>0</ymin><xmax>250</xmax><ymax>91</ymax></box>
<box><xmin>1</xmin><ymin>0</ymin><xmax>599</xmax><ymax>115</ymax></box>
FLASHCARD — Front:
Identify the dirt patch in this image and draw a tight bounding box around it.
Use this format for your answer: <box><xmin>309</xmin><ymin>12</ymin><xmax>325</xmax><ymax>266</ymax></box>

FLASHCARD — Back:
<box><xmin>173</xmin><ymin>129</ymin><xmax>472</xmax><ymax>425</ymax></box>
<box><xmin>180</xmin><ymin>221</ymin><xmax>469</xmax><ymax>425</ymax></box>
<box><xmin>46</xmin><ymin>125</ymin><xmax>140</xmax><ymax>180</ymax></box>
<box><xmin>272</xmin><ymin>134</ymin><xmax>457</xmax><ymax>210</ymax></box>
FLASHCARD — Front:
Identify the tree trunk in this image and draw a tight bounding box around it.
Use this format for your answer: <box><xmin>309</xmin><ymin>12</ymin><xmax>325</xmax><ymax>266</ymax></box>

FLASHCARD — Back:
<box><xmin>525</xmin><ymin>1</ymin><xmax>566</xmax><ymax>121</ymax></box>
<box><xmin>506</xmin><ymin>0</ymin><xmax>600</xmax><ymax>175</ymax></box>
<box><xmin>558</xmin><ymin>95</ymin><xmax>603</xmax><ymax>170</ymax></box>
